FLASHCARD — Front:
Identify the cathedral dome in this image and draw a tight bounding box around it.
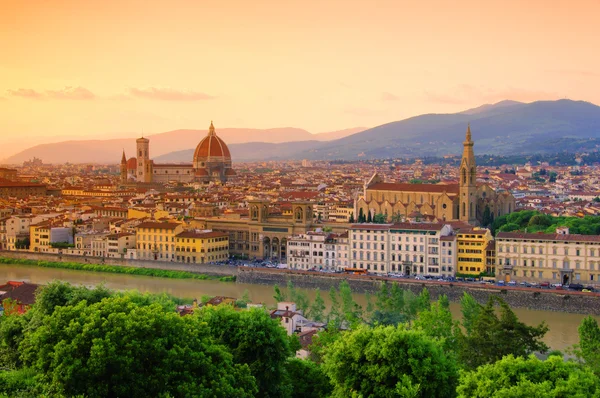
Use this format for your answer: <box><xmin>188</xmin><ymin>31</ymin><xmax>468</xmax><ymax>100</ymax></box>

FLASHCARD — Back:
<box><xmin>193</xmin><ymin>122</ymin><xmax>231</xmax><ymax>161</ymax></box>
<box><xmin>127</xmin><ymin>157</ymin><xmax>137</xmax><ymax>170</ymax></box>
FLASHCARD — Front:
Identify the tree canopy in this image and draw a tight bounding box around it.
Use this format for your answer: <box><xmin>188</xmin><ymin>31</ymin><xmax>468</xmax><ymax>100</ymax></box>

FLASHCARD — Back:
<box><xmin>322</xmin><ymin>325</ymin><xmax>459</xmax><ymax>398</ymax></box>
<box><xmin>457</xmin><ymin>355</ymin><xmax>600</xmax><ymax>398</ymax></box>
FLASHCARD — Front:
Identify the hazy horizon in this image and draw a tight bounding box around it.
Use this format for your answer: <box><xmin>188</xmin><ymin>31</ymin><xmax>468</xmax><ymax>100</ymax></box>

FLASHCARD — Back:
<box><xmin>1</xmin><ymin>0</ymin><xmax>599</xmax><ymax>151</ymax></box>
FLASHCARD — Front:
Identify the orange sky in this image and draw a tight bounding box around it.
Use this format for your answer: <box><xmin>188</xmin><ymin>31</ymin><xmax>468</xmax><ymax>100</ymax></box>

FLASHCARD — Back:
<box><xmin>1</xmin><ymin>0</ymin><xmax>599</xmax><ymax>150</ymax></box>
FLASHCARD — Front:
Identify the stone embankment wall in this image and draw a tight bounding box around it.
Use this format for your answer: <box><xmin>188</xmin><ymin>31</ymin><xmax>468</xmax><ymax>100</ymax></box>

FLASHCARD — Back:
<box><xmin>238</xmin><ymin>268</ymin><xmax>600</xmax><ymax>315</ymax></box>
<box><xmin>0</xmin><ymin>250</ymin><xmax>237</xmax><ymax>277</ymax></box>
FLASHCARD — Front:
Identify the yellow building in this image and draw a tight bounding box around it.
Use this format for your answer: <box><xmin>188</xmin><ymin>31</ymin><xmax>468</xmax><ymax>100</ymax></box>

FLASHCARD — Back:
<box><xmin>135</xmin><ymin>221</ymin><xmax>184</xmax><ymax>260</ymax></box>
<box><xmin>29</xmin><ymin>223</ymin><xmax>51</xmax><ymax>253</ymax></box>
<box><xmin>174</xmin><ymin>230</ymin><xmax>229</xmax><ymax>264</ymax></box>
<box><xmin>457</xmin><ymin>228</ymin><xmax>493</xmax><ymax>275</ymax></box>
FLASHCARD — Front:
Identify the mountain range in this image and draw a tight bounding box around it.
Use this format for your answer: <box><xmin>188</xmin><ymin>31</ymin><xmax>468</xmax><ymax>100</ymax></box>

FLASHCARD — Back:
<box><xmin>4</xmin><ymin>99</ymin><xmax>600</xmax><ymax>164</ymax></box>
<box><xmin>1</xmin><ymin>127</ymin><xmax>366</xmax><ymax>164</ymax></box>
<box><xmin>156</xmin><ymin>99</ymin><xmax>600</xmax><ymax>162</ymax></box>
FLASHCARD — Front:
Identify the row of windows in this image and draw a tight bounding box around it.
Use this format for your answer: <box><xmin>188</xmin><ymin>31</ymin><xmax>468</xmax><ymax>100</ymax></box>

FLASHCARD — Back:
<box><xmin>499</xmin><ymin>245</ymin><xmax>598</xmax><ymax>257</ymax></box>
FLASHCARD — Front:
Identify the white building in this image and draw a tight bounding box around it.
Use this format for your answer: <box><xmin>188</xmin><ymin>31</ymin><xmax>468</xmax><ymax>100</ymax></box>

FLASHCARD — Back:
<box><xmin>350</xmin><ymin>222</ymin><xmax>456</xmax><ymax>277</ymax></box>
<box><xmin>287</xmin><ymin>232</ymin><xmax>328</xmax><ymax>270</ymax></box>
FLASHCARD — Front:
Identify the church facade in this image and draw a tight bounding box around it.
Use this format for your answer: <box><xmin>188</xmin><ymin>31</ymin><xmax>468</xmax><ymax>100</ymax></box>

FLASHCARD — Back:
<box><xmin>120</xmin><ymin>122</ymin><xmax>235</xmax><ymax>185</ymax></box>
<box><xmin>355</xmin><ymin>126</ymin><xmax>515</xmax><ymax>226</ymax></box>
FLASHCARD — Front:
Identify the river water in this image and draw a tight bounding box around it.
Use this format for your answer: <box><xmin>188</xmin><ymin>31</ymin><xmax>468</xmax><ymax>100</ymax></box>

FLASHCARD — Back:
<box><xmin>2</xmin><ymin>264</ymin><xmax>598</xmax><ymax>352</ymax></box>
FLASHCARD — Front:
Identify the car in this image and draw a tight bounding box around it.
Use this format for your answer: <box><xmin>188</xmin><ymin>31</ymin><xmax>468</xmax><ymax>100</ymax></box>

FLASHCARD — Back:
<box><xmin>568</xmin><ymin>283</ymin><xmax>584</xmax><ymax>291</ymax></box>
<box><xmin>555</xmin><ymin>286</ymin><xmax>564</xmax><ymax>290</ymax></box>
<box><xmin>496</xmin><ymin>281</ymin><xmax>506</xmax><ymax>286</ymax></box>
<box><xmin>507</xmin><ymin>281</ymin><xmax>517</xmax><ymax>286</ymax></box>
<box><xmin>540</xmin><ymin>282</ymin><xmax>550</xmax><ymax>288</ymax></box>
<box><xmin>582</xmin><ymin>289</ymin><xmax>592</xmax><ymax>293</ymax></box>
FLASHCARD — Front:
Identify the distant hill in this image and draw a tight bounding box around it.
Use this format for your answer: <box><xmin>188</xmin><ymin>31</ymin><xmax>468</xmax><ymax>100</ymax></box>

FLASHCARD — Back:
<box><xmin>155</xmin><ymin>99</ymin><xmax>600</xmax><ymax>162</ymax></box>
<box><xmin>2</xmin><ymin>126</ymin><xmax>365</xmax><ymax>164</ymax></box>
<box><xmin>285</xmin><ymin>99</ymin><xmax>600</xmax><ymax>160</ymax></box>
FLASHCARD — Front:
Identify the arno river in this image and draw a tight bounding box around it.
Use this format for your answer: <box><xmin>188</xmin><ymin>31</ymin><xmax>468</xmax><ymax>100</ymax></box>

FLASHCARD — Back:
<box><xmin>2</xmin><ymin>263</ymin><xmax>599</xmax><ymax>352</ymax></box>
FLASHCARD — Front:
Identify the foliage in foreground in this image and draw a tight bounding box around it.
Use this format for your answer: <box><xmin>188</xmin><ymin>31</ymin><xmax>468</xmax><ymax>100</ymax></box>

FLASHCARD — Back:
<box><xmin>457</xmin><ymin>355</ymin><xmax>600</xmax><ymax>398</ymax></box>
<box><xmin>322</xmin><ymin>325</ymin><xmax>459</xmax><ymax>398</ymax></box>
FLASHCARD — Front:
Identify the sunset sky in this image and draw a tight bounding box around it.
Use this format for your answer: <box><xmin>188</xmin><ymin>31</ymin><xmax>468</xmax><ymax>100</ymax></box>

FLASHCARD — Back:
<box><xmin>1</xmin><ymin>0</ymin><xmax>600</xmax><ymax>153</ymax></box>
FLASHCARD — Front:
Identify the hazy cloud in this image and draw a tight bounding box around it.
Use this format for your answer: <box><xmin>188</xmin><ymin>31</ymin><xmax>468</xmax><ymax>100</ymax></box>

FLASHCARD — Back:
<box><xmin>426</xmin><ymin>84</ymin><xmax>558</xmax><ymax>105</ymax></box>
<box><xmin>129</xmin><ymin>87</ymin><xmax>215</xmax><ymax>101</ymax></box>
<box><xmin>46</xmin><ymin>86</ymin><xmax>95</xmax><ymax>100</ymax></box>
<box><xmin>381</xmin><ymin>92</ymin><xmax>400</xmax><ymax>101</ymax></box>
<box><xmin>7</xmin><ymin>86</ymin><xmax>95</xmax><ymax>100</ymax></box>
<box><xmin>7</xmin><ymin>88</ymin><xmax>44</xmax><ymax>99</ymax></box>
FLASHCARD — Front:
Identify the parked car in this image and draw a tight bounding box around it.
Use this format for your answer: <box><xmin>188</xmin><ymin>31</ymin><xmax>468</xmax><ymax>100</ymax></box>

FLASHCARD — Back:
<box><xmin>567</xmin><ymin>284</ymin><xmax>584</xmax><ymax>291</ymax></box>
<box><xmin>496</xmin><ymin>281</ymin><xmax>506</xmax><ymax>286</ymax></box>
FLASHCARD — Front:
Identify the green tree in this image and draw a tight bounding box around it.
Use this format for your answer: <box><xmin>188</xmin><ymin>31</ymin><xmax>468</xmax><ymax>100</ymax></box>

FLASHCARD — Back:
<box><xmin>322</xmin><ymin>325</ymin><xmax>459</xmax><ymax>398</ymax></box>
<box><xmin>308</xmin><ymin>289</ymin><xmax>326</xmax><ymax>322</ymax></box>
<box><xmin>456</xmin><ymin>297</ymin><xmax>549</xmax><ymax>369</ymax></box>
<box><xmin>339</xmin><ymin>280</ymin><xmax>363</xmax><ymax>329</ymax></box>
<box><xmin>348</xmin><ymin>212</ymin><xmax>355</xmax><ymax>223</ymax></box>
<box><xmin>373</xmin><ymin>213</ymin><xmax>387</xmax><ymax>223</ymax></box>
<box><xmin>20</xmin><ymin>295</ymin><xmax>257</xmax><ymax>398</ymax></box>
<box><xmin>459</xmin><ymin>292</ymin><xmax>481</xmax><ymax>336</ymax></box>
<box><xmin>413</xmin><ymin>295</ymin><xmax>456</xmax><ymax>352</ymax></box>
<box><xmin>288</xmin><ymin>280</ymin><xmax>310</xmax><ymax>314</ymax></box>
<box><xmin>367</xmin><ymin>211</ymin><xmax>373</xmax><ymax>223</ymax></box>
<box><xmin>481</xmin><ymin>205</ymin><xmax>492</xmax><ymax>227</ymax></box>
<box><xmin>273</xmin><ymin>284</ymin><xmax>287</xmax><ymax>302</ymax></box>
<box><xmin>577</xmin><ymin>316</ymin><xmax>600</xmax><ymax>376</ymax></box>
<box><xmin>285</xmin><ymin>359</ymin><xmax>332</xmax><ymax>398</ymax></box>
<box><xmin>358</xmin><ymin>208</ymin><xmax>365</xmax><ymax>223</ymax></box>
<box><xmin>196</xmin><ymin>305</ymin><xmax>292</xmax><ymax>397</ymax></box>
<box><xmin>327</xmin><ymin>286</ymin><xmax>343</xmax><ymax>328</ymax></box>
<box><xmin>457</xmin><ymin>355</ymin><xmax>600</xmax><ymax>398</ymax></box>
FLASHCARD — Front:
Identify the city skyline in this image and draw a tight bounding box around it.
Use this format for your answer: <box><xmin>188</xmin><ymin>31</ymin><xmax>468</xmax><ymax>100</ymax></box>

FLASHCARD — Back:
<box><xmin>1</xmin><ymin>0</ymin><xmax>599</xmax><ymax>151</ymax></box>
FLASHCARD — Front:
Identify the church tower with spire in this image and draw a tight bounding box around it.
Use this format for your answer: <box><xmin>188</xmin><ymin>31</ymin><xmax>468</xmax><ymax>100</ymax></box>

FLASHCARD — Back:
<box><xmin>120</xmin><ymin>150</ymin><xmax>128</xmax><ymax>184</ymax></box>
<box><xmin>459</xmin><ymin>124</ymin><xmax>477</xmax><ymax>224</ymax></box>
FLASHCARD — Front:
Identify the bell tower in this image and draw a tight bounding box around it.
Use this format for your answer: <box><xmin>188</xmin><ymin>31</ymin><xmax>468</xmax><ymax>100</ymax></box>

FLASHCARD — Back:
<box><xmin>120</xmin><ymin>150</ymin><xmax>127</xmax><ymax>184</ymax></box>
<box><xmin>459</xmin><ymin>124</ymin><xmax>477</xmax><ymax>224</ymax></box>
<box><xmin>136</xmin><ymin>137</ymin><xmax>152</xmax><ymax>183</ymax></box>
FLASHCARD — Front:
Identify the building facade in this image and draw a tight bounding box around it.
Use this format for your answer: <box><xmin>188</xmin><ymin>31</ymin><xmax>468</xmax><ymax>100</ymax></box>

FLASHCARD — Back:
<box><xmin>496</xmin><ymin>228</ymin><xmax>600</xmax><ymax>285</ymax></box>
<box><xmin>456</xmin><ymin>228</ymin><xmax>493</xmax><ymax>275</ymax></box>
<box><xmin>349</xmin><ymin>222</ymin><xmax>457</xmax><ymax>278</ymax></box>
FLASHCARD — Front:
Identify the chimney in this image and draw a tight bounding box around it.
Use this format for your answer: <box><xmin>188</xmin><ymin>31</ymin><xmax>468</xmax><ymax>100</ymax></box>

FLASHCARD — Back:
<box><xmin>286</xmin><ymin>306</ymin><xmax>289</xmax><ymax>311</ymax></box>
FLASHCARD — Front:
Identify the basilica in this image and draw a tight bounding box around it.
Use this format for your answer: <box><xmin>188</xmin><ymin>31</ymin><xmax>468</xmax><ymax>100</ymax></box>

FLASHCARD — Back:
<box><xmin>355</xmin><ymin>125</ymin><xmax>515</xmax><ymax>226</ymax></box>
<box><xmin>120</xmin><ymin>122</ymin><xmax>235</xmax><ymax>184</ymax></box>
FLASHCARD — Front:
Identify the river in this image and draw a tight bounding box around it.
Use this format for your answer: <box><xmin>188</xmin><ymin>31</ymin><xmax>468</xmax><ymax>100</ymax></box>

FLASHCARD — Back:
<box><xmin>2</xmin><ymin>263</ymin><xmax>598</xmax><ymax>352</ymax></box>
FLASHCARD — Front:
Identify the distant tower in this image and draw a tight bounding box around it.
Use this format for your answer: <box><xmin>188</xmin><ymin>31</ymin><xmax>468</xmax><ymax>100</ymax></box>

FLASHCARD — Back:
<box><xmin>120</xmin><ymin>150</ymin><xmax>127</xmax><ymax>184</ymax></box>
<box><xmin>459</xmin><ymin>124</ymin><xmax>477</xmax><ymax>224</ymax></box>
<box><xmin>136</xmin><ymin>137</ymin><xmax>152</xmax><ymax>183</ymax></box>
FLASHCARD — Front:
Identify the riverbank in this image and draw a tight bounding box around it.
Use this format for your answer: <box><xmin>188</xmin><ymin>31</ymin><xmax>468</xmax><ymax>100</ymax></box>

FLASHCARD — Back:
<box><xmin>0</xmin><ymin>256</ymin><xmax>235</xmax><ymax>282</ymax></box>
<box><xmin>0</xmin><ymin>250</ymin><xmax>237</xmax><ymax>277</ymax></box>
<box><xmin>238</xmin><ymin>268</ymin><xmax>600</xmax><ymax>315</ymax></box>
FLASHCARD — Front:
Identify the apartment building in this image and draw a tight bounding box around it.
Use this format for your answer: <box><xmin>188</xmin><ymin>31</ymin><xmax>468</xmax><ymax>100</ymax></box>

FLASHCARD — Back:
<box><xmin>456</xmin><ymin>228</ymin><xmax>493</xmax><ymax>275</ymax></box>
<box><xmin>325</xmin><ymin>232</ymin><xmax>350</xmax><ymax>270</ymax></box>
<box><xmin>174</xmin><ymin>230</ymin><xmax>229</xmax><ymax>264</ymax></box>
<box><xmin>287</xmin><ymin>232</ymin><xmax>328</xmax><ymax>270</ymax></box>
<box><xmin>350</xmin><ymin>222</ymin><xmax>456</xmax><ymax>277</ymax></box>
<box><xmin>135</xmin><ymin>221</ymin><xmax>184</xmax><ymax>260</ymax></box>
<box><xmin>106</xmin><ymin>233</ymin><xmax>136</xmax><ymax>258</ymax></box>
<box><xmin>496</xmin><ymin>227</ymin><xmax>600</xmax><ymax>285</ymax></box>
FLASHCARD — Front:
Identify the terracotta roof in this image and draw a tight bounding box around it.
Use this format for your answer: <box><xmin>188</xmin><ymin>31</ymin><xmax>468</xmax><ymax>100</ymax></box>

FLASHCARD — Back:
<box><xmin>391</xmin><ymin>222</ymin><xmax>446</xmax><ymax>231</ymax></box>
<box><xmin>176</xmin><ymin>231</ymin><xmax>228</xmax><ymax>239</ymax></box>
<box><xmin>368</xmin><ymin>182</ymin><xmax>459</xmax><ymax>194</ymax></box>
<box><xmin>136</xmin><ymin>222</ymin><xmax>181</xmax><ymax>230</ymax></box>
<box><xmin>0</xmin><ymin>282</ymin><xmax>39</xmax><ymax>305</ymax></box>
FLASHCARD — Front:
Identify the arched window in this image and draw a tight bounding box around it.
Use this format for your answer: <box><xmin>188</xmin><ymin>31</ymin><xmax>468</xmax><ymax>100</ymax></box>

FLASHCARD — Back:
<box><xmin>462</xmin><ymin>168</ymin><xmax>467</xmax><ymax>184</ymax></box>
<box><xmin>462</xmin><ymin>202</ymin><xmax>466</xmax><ymax>217</ymax></box>
<box><xmin>470</xmin><ymin>167</ymin><xmax>475</xmax><ymax>184</ymax></box>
